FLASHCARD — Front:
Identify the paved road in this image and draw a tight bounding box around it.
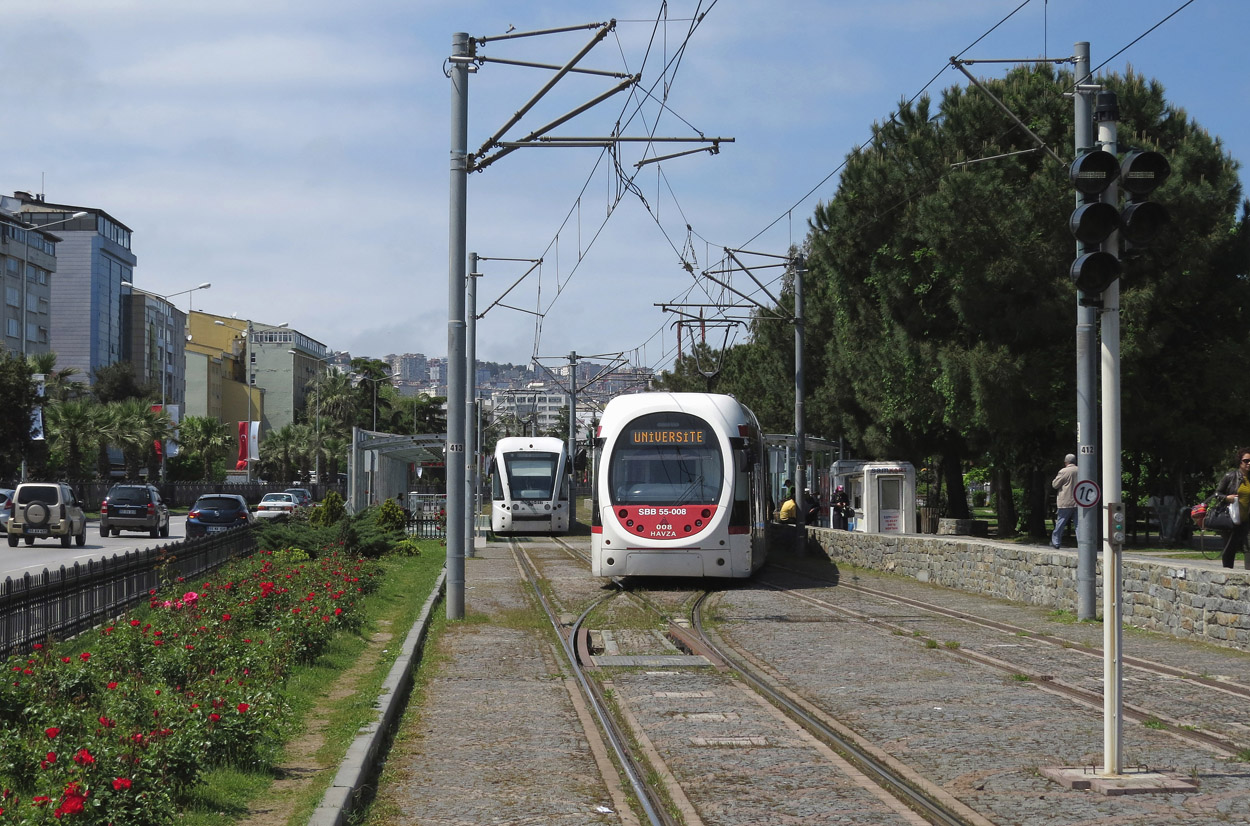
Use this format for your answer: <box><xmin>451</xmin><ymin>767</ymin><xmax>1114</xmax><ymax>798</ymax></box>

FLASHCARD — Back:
<box><xmin>0</xmin><ymin>515</ymin><xmax>190</xmax><ymax>581</ymax></box>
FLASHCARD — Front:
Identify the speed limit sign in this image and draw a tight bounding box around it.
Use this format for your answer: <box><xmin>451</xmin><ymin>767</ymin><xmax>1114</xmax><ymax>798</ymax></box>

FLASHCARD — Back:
<box><xmin>1074</xmin><ymin>479</ymin><xmax>1100</xmax><ymax>508</ymax></box>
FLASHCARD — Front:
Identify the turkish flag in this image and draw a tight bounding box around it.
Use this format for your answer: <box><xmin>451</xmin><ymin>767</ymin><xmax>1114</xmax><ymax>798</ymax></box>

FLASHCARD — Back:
<box><xmin>238</xmin><ymin>421</ymin><xmax>249</xmax><ymax>468</ymax></box>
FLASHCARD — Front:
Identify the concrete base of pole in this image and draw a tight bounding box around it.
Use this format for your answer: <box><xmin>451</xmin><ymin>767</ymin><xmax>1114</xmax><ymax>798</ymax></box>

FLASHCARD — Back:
<box><xmin>1039</xmin><ymin>766</ymin><xmax>1198</xmax><ymax>795</ymax></box>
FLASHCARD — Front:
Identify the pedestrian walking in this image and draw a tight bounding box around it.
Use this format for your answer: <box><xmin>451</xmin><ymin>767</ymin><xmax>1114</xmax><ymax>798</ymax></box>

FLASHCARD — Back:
<box><xmin>1215</xmin><ymin>447</ymin><xmax>1250</xmax><ymax>569</ymax></box>
<box><xmin>1051</xmin><ymin>454</ymin><xmax>1078</xmax><ymax>549</ymax></box>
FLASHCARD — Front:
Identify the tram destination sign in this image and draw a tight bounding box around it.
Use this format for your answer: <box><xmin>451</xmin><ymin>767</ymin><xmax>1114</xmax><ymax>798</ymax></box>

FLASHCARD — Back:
<box><xmin>630</xmin><ymin>429</ymin><xmax>707</xmax><ymax>444</ymax></box>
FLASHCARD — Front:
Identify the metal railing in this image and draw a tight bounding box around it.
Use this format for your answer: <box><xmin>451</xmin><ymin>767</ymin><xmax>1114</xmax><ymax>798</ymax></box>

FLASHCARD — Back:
<box><xmin>0</xmin><ymin>526</ymin><xmax>257</xmax><ymax>658</ymax></box>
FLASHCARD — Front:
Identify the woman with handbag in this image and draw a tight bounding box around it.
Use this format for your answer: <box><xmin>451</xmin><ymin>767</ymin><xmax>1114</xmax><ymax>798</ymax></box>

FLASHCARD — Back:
<box><xmin>1214</xmin><ymin>448</ymin><xmax>1250</xmax><ymax>568</ymax></box>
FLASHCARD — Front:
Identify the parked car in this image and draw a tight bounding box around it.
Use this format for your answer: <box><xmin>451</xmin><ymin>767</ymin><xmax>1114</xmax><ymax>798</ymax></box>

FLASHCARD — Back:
<box><xmin>255</xmin><ymin>492</ymin><xmax>299</xmax><ymax>520</ymax></box>
<box><xmin>284</xmin><ymin>488</ymin><xmax>313</xmax><ymax>508</ymax></box>
<box><xmin>6</xmin><ymin>482</ymin><xmax>87</xmax><ymax>548</ymax></box>
<box><xmin>186</xmin><ymin>494</ymin><xmax>253</xmax><ymax>538</ymax></box>
<box><xmin>100</xmin><ymin>483</ymin><xmax>170</xmax><ymax>538</ymax></box>
<box><xmin>0</xmin><ymin>488</ymin><xmax>13</xmax><ymax>534</ymax></box>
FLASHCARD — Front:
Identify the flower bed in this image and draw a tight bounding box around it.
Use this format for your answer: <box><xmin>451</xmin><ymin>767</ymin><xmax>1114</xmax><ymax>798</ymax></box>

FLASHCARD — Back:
<box><xmin>0</xmin><ymin>548</ymin><xmax>380</xmax><ymax>825</ymax></box>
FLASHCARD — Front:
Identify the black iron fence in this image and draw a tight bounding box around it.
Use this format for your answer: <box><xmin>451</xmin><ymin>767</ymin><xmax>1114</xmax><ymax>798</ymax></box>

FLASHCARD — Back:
<box><xmin>0</xmin><ymin>526</ymin><xmax>258</xmax><ymax>659</ymax></box>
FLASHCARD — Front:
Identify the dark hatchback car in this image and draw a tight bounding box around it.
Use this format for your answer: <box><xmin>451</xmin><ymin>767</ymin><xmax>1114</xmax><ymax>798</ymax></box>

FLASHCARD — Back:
<box><xmin>186</xmin><ymin>494</ymin><xmax>253</xmax><ymax>538</ymax></box>
<box><xmin>100</xmin><ymin>483</ymin><xmax>170</xmax><ymax>538</ymax></box>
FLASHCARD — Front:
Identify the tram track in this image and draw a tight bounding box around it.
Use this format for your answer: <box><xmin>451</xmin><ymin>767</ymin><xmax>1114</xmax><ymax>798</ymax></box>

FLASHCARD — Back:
<box><xmin>759</xmin><ymin>564</ymin><xmax>1249</xmax><ymax>758</ymax></box>
<box><xmin>539</xmin><ymin>536</ymin><xmax>990</xmax><ymax>825</ymax></box>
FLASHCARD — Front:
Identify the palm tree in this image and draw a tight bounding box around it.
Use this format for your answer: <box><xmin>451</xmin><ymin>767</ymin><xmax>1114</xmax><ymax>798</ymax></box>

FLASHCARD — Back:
<box><xmin>27</xmin><ymin>352</ymin><xmax>85</xmax><ymax>403</ymax></box>
<box><xmin>109</xmin><ymin>399</ymin><xmax>174</xmax><ymax>480</ymax></box>
<box><xmin>178</xmin><ymin>415</ymin><xmax>233</xmax><ymax>480</ymax></box>
<box><xmin>309</xmin><ymin>371</ymin><xmax>358</xmax><ymax>434</ymax></box>
<box><xmin>43</xmin><ymin>398</ymin><xmax>100</xmax><ymax>482</ymax></box>
<box><xmin>258</xmin><ymin>424</ymin><xmax>300</xmax><ymax>485</ymax></box>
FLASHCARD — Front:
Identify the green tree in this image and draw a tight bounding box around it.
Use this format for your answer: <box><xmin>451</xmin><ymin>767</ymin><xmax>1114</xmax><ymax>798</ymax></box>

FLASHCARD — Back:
<box><xmin>801</xmin><ymin>65</ymin><xmax>1249</xmax><ymax>531</ymax></box>
<box><xmin>92</xmin><ymin>361</ymin><xmax>150</xmax><ymax>403</ymax></box>
<box><xmin>0</xmin><ymin>353</ymin><xmax>35</xmax><ymax>481</ymax></box>
<box><xmin>27</xmin><ymin>352</ymin><xmax>85</xmax><ymax>403</ymax></box>
<box><xmin>43</xmin><ymin>398</ymin><xmax>100</xmax><ymax>482</ymax></box>
<box><xmin>177</xmin><ymin>415</ymin><xmax>233</xmax><ymax>480</ymax></box>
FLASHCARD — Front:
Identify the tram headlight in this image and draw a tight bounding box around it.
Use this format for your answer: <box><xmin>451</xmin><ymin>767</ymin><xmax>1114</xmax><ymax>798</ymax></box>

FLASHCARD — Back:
<box><xmin>701</xmin><ymin>508</ymin><xmax>711</xmax><ymax>519</ymax></box>
<box><xmin>618</xmin><ymin>508</ymin><xmax>628</xmax><ymax>519</ymax></box>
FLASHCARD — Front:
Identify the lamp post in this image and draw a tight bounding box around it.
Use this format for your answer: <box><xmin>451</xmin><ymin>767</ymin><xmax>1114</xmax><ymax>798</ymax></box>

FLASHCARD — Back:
<box><xmin>2</xmin><ymin>210</ymin><xmax>87</xmax><ymax>357</ymax></box>
<box><xmin>355</xmin><ymin>372</ymin><xmax>393</xmax><ymax>432</ymax></box>
<box><xmin>216</xmin><ymin>318</ymin><xmax>287</xmax><ymax>481</ymax></box>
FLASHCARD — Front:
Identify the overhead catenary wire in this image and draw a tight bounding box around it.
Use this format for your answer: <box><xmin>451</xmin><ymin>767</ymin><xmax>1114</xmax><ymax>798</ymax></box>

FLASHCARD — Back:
<box><xmin>489</xmin><ymin>0</ymin><xmax>1197</xmax><ymax>379</ymax></box>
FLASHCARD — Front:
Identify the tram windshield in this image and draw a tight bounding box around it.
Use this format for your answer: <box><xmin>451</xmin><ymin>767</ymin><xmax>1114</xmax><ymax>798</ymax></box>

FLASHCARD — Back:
<box><xmin>503</xmin><ymin>453</ymin><xmax>559</xmax><ymax>500</ymax></box>
<box><xmin>608</xmin><ymin>412</ymin><xmax>723</xmax><ymax>506</ymax></box>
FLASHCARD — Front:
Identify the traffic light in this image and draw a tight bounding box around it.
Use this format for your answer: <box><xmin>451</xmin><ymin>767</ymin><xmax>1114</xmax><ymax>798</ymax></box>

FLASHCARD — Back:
<box><xmin>1107</xmin><ymin>502</ymin><xmax>1126</xmax><ymax>547</ymax></box>
<box><xmin>1118</xmin><ymin>150</ymin><xmax>1171</xmax><ymax>249</ymax></box>
<box><xmin>1069</xmin><ymin>149</ymin><xmax>1121</xmax><ymax>306</ymax></box>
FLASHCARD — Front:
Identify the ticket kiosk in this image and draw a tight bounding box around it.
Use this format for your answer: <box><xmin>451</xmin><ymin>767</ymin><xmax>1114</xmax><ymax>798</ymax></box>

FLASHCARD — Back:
<box><xmin>831</xmin><ymin>460</ymin><xmax>916</xmax><ymax>534</ymax></box>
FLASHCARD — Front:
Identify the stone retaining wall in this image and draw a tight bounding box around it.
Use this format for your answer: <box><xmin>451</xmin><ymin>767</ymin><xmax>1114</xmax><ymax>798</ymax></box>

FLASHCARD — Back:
<box><xmin>805</xmin><ymin>527</ymin><xmax>1250</xmax><ymax>652</ymax></box>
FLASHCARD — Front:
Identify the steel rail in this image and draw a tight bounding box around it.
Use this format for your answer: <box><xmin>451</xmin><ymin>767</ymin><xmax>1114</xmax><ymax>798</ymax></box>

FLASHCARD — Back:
<box><xmin>761</xmin><ymin>568</ymin><xmax>1244</xmax><ymax>758</ymax></box>
<box><xmin>509</xmin><ymin>538</ymin><xmax>674</xmax><ymax>826</ymax></box>
<box><xmin>690</xmin><ymin>590</ymin><xmax>982</xmax><ymax>826</ymax></box>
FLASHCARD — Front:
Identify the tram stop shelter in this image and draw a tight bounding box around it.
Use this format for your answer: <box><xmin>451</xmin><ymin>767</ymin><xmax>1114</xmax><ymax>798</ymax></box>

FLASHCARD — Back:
<box><xmin>831</xmin><ymin>460</ymin><xmax>917</xmax><ymax>534</ymax></box>
<box><xmin>347</xmin><ymin>428</ymin><xmax>444</xmax><ymax>513</ymax></box>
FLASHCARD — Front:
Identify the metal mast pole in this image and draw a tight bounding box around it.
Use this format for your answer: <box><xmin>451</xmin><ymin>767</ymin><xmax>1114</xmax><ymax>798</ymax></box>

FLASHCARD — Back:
<box><xmin>1097</xmin><ymin>90</ymin><xmax>1123</xmax><ymax>776</ymax></box>
<box><xmin>466</xmin><ymin>252</ymin><xmax>479</xmax><ymax>561</ymax></box>
<box><xmin>1073</xmin><ymin>42</ymin><xmax>1099</xmax><ymax>620</ymax></box>
<box><xmin>568</xmin><ymin>351</ymin><xmax>578</xmax><ymax>494</ymax></box>
<box><xmin>446</xmin><ymin>32</ymin><xmax>469</xmax><ymax>620</ymax></box>
<box><xmin>794</xmin><ymin>255</ymin><xmax>806</xmax><ymax>542</ymax></box>
<box><xmin>246</xmin><ymin>322</ymin><xmax>254</xmax><ymax>483</ymax></box>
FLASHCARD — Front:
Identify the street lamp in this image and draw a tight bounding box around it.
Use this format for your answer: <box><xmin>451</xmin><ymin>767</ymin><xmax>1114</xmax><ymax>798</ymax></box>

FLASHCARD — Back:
<box><xmin>216</xmin><ymin>318</ymin><xmax>287</xmax><ymax>481</ymax></box>
<box><xmin>355</xmin><ymin>372</ymin><xmax>393</xmax><ymax>431</ymax></box>
<box><xmin>1</xmin><ymin>210</ymin><xmax>88</xmax><ymax>357</ymax></box>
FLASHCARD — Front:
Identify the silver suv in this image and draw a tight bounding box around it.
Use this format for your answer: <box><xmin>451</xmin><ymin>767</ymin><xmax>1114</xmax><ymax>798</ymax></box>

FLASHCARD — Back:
<box><xmin>100</xmin><ymin>484</ymin><xmax>170</xmax><ymax>538</ymax></box>
<box><xmin>6</xmin><ymin>482</ymin><xmax>87</xmax><ymax>547</ymax></box>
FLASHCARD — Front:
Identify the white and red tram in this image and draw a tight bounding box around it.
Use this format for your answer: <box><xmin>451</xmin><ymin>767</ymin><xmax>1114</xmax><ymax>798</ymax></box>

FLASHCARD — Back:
<box><xmin>489</xmin><ymin>436</ymin><xmax>572</xmax><ymax>535</ymax></box>
<box><xmin>591</xmin><ymin>392</ymin><xmax>768</xmax><ymax>578</ymax></box>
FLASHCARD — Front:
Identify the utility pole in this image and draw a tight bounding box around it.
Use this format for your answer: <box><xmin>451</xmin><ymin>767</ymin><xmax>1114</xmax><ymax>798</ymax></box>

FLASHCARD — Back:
<box><xmin>466</xmin><ymin>253</ymin><xmax>479</xmax><ymax>561</ymax></box>
<box><xmin>567</xmin><ymin>350</ymin><xmax>578</xmax><ymax>487</ymax></box>
<box><xmin>1073</xmin><ymin>42</ymin><xmax>1099</xmax><ymax>620</ymax></box>
<box><xmin>446</xmin><ymin>31</ymin><xmax>469</xmax><ymax>621</ymax></box>
<box><xmin>1096</xmin><ymin>89</ymin><xmax>1124</xmax><ymax>778</ymax></box>
<box><xmin>793</xmin><ymin>256</ymin><xmax>807</xmax><ymax>545</ymax></box>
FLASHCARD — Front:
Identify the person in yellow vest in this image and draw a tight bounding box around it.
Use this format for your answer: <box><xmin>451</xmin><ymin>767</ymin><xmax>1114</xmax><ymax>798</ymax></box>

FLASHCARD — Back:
<box><xmin>777</xmin><ymin>495</ymin><xmax>798</xmax><ymax>523</ymax></box>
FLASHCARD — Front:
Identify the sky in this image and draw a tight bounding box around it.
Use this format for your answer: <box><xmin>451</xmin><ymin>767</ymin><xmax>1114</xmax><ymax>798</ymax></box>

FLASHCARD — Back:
<box><xmin>1</xmin><ymin>0</ymin><xmax>1242</xmax><ymax>374</ymax></box>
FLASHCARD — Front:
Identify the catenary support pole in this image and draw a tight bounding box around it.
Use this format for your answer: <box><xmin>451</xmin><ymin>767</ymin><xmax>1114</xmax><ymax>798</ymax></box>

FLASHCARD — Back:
<box><xmin>794</xmin><ymin>255</ymin><xmax>806</xmax><ymax>543</ymax></box>
<box><xmin>1074</xmin><ymin>42</ymin><xmax>1099</xmax><ymax>620</ymax></box>
<box><xmin>1097</xmin><ymin>91</ymin><xmax>1123</xmax><ymax>777</ymax></box>
<box><xmin>466</xmin><ymin>253</ymin><xmax>478</xmax><ymax>561</ymax></box>
<box><xmin>568</xmin><ymin>350</ymin><xmax>578</xmax><ymax>514</ymax></box>
<box><xmin>446</xmin><ymin>32</ymin><xmax>469</xmax><ymax>620</ymax></box>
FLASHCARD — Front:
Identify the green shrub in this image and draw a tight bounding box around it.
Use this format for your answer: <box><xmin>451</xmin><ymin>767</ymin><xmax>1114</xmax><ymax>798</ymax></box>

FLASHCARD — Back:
<box><xmin>309</xmin><ymin>490</ymin><xmax>347</xmax><ymax>526</ymax></box>
<box><xmin>376</xmin><ymin>498</ymin><xmax>407</xmax><ymax>533</ymax></box>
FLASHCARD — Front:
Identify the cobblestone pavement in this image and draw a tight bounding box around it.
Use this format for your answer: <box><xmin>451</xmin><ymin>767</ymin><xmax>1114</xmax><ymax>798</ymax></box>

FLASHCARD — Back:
<box><xmin>370</xmin><ymin>537</ymin><xmax>1250</xmax><ymax>825</ymax></box>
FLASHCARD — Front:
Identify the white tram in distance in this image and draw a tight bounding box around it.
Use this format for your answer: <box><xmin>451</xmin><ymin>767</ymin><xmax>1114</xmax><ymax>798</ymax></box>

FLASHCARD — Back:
<box><xmin>489</xmin><ymin>436</ymin><xmax>572</xmax><ymax>535</ymax></box>
<box><xmin>591</xmin><ymin>392</ymin><xmax>768</xmax><ymax>578</ymax></box>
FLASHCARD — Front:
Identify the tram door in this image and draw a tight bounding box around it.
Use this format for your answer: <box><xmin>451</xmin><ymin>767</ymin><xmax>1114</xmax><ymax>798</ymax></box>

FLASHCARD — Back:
<box><xmin>876</xmin><ymin>475</ymin><xmax>904</xmax><ymax>533</ymax></box>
